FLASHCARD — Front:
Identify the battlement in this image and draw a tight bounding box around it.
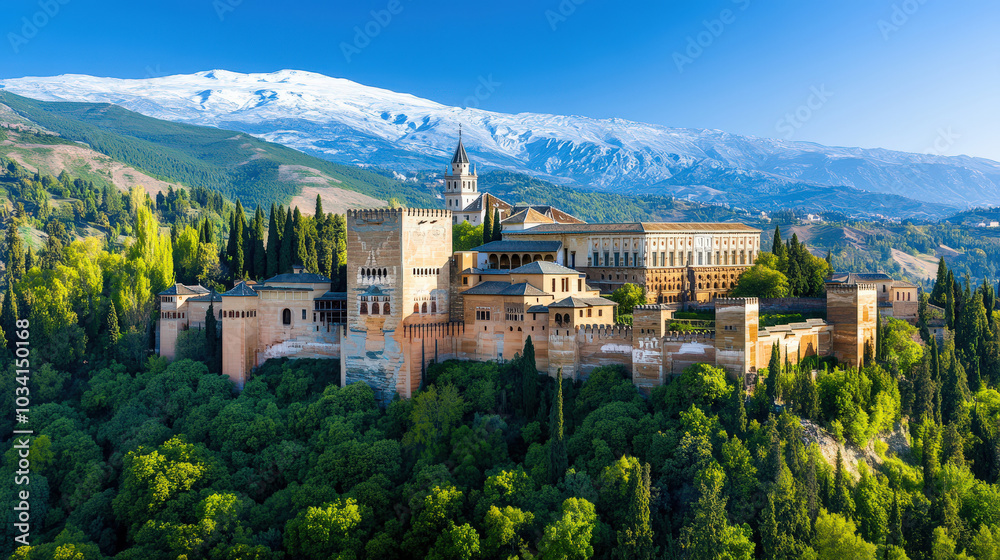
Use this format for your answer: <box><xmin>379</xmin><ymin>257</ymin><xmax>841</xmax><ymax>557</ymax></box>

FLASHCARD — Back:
<box><xmin>403</xmin><ymin>321</ymin><xmax>466</xmax><ymax>339</ymax></box>
<box><xmin>404</xmin><ymin>208</ymin><xmax>452</xmax><ymax>218</ymax></box>
<box><xmin>716</xmin><ymin>297</ymin><xmax>758</xmax><ymax>306</ymax></box>
<box><xmin>826</xmin><ymin>282</ymin><xmax>877</xmax><ymax>293</ymax></box>
<box><xmin>577</xmin><ymin>324</ymin><xmax>633</xmax><ymax>338</ymax></box>
<box><xmin>634</xmin><ymin>304</ymin><xmax>673</xmax><ymax>311</ymax></box>
<box><xmin>348</xmin><ymin>208</ymin><xmax>453</xmax><ymax>221</ymax></box>
<box><xmin>663</xmin><ymin>331</ymin><xmax>715</xmax><ymax>341</ymax></box>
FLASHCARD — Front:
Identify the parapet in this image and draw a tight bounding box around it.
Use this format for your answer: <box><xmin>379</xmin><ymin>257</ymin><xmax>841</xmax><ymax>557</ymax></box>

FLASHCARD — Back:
<box><xmin>403</xmin><ymin>208</ymin><xmax>452</xmax><ymax>219</ymax></box>
<box><xmin>826</xmin><ymin>282</ymin><xmax>877</xmax><ymax>294</ymax></box>
<box><xmin>663</xmin><ymin>331</ymin><xmax>715</xmax><ymax>341</ymax></box>
<box><xmin>634</xmin><ymin>304</ymin><xmax>673</xmax><ymax>311</ymax></box>
<box><xmin>577</xmin><ymin>324</ymin><xmax>633</xmax><ymax>339</ymax></box>
<box><xmin>716</xmin><ymin>297</ymin><xmax>759</xmax><ymax>307</ymax></box>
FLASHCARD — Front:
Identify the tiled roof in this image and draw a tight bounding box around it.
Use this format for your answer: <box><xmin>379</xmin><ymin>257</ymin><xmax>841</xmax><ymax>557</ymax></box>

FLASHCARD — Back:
<box><xmin>511</xmin><ymin>205</ymin><xmax>586</xmax><ymax>225</ymax></box>
<box><xmin>509</xmin><ymin>222</ymin><xmax>760</xmax><ymax>234</ymax></box>
<box><xmin>459</xmin><ymin>268</ymin><xmax>511</xmax><ymax>275</ymax></box>
<box><xmin>263</xmin><ymin>271</ymin><xmax>333</xmax><ymax>284</ymax></box>
<box><xmin>189</xmin><ymin>292</ymin><xmax>222</xmax><ymax>302</ymax></box>
<box><xmin>502</xmin><ymin>208</ymin><xmax>555</xmax><ymax>225</ymax></box>
<box><xmin>527</xmin><ymin>305</ymin><xmax>550</xmax><ymax>313</ymax></box>
<box><xmin>461</xmin><ymin>281</ymin><xmax>551</xmax><ymax>297</ymax></box>
<box><xmin>510</xmin><ymin>261</ymin><xmax>581</xmax><ymax>275</ymax></box>
<box><xmin>317</xmin><ymin>291</ymin><xmax>348</xmax><ymax>300</ymax></box>
<box><xmin>158</xmin><ymin>283</ymin><xmax>208</xmax><ymax>296</ymax></box>
<box><xmin>462</xmin><ymin>281</ymin><xmax>516</xmax><ymax>296</ymax></box>
<box><xmin>253</xmin><ymin>286</ymin><xmax>314</xmax><ymax>292</ymax></box>
<box><xmin>222</xmin><ymin>281</ymin><xmax>258</xmax><ymax>297</ymax></box>
<box><xmin>471</xmin><ymin>240</ymin><xmax>562</xmax><ymax>253</ymax></box>
<box><xmin>462</xmin><ymin>193</ymin><xmax>513</xmax><ymax>213</ymax></box>
<box><xmin>548</xmin><ymin>296</ymin><xmax>617</xmax><ymax>308</ymax></box>
<box><xmin>827</xmin><ymin>272</ymin><xmax>894</xmax><ymax>284</ymax></box>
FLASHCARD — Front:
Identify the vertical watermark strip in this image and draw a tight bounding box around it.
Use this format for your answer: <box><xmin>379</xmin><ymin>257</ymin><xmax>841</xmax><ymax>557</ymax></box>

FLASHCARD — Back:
<box><xmin>11</xmin><ymin>318</ymin><xmax>32</xmax><ymax>548</ymax></box>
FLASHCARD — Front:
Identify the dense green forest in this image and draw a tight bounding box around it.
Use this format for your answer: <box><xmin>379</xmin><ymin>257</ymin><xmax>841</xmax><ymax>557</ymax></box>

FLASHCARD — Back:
<box><xmin>2</xmin><ymin>165</ymin><xmax>1000</xmax><ymax>559</ymax></box>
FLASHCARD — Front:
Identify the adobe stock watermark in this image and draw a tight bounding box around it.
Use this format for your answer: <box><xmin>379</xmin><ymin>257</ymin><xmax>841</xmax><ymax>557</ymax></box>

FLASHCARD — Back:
<box><xmin>922</xmin><ymin>127</ymin><xmax>959</xmax><ymax>156</ymax></box>
<box><xmin>341</xmin><ymin>0</ymin><xmax>405</xmax><ymax>64</ymax></box>
<box><xmin>213</xmin><ymin>0</ymin><xmax>243</xmax><ymax>22</ymax></box>
<box><xmin>672</xmin><ymin>0</ymin><xmax>751</xmax><ymax>73</ymax></box>
<box><xmin>775</xmin><ymin>85</ymin><xmax>834</xmax><ymax>140</ymax></box>
<box><xmin>463</xmin><ymin>75</ymin><xmax>501</xmax><ymax>109</ymax></box>
<box><xmin>8</xmin><ymin>0</ymin><xmax>71</xmax><ymax>54</ymax></box>
<box><xmin>546</xmin><ymin>0</ymin><xmax>586</xmax><ymax>31</ymax></box>
<box><xmin>878</xmin><ymin>0</ymin><xmax>929</xmax><ymax>41</ymax></box>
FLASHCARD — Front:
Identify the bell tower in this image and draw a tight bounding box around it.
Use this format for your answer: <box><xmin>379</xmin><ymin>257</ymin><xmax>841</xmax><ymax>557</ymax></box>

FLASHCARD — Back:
<box><xmin>444</xmin><ymin>127</ymin><xmax>479</xmax><ymax>214</ymax></box>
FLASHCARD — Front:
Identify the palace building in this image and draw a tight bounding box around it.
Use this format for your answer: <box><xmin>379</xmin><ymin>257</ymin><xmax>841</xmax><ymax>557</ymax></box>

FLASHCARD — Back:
<box><xmin>158</xmin><ymin>136</ymin><xmax>879</xmax><ymax>401</ymax></box>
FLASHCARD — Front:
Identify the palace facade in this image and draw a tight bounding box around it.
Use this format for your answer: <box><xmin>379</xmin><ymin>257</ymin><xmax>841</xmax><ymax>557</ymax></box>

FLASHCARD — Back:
<box><xmin>157</xmin><ymin>138</ymin><xmax>879</xmax><ymax>401</ymax></box>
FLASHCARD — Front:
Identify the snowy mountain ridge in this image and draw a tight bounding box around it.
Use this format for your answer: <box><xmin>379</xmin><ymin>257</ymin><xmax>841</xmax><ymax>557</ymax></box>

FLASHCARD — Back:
<box><xmin>2</xmin><ymin>68</ymin><xmax>998</xmax><ymax>210</ymax></box>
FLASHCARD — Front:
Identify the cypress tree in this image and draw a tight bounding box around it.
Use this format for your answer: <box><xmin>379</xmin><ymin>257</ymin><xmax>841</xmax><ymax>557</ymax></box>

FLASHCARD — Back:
<box><xmin>292</xmin><ymin>207</ymin><xmax>309</xmax><ymax>269</ymax></box>
<box><xmin>945</xmin><ymin>271</ymin><xmax>956</xmax><ymax>330</ymax></box>
<box><xmin>942</xmin><ymin>353</ymin><xmax>970</xmax><ymax>424</ymax></box>
<box><xmin>521</xmin><ymin>336</ymin><xmax>538</xmax><ymax>419</ymax></box>
<box><xmin>549</xmin><ymin>372</ymin><xmax>568</xmax><ymax>484</ymax></box>
<box><xmin>482</xmin><ymin>195</ymin><xmax>494</xmax><ymax>244</ymax></box>
<box><xmin>252</xmin><ymin>207</ymin><xmax>266</xmax><ymax>279</ymax></box>
<box><xmin>279</xmin><ymin>207</ymin><xmax>295</xmax><ymax>273</ymax></box>
<box><xmin>832</xmin><ymin>449</ymin><xmax>855</xmax><ymax>517</ymax></box>
<box><xmin>228</xmin><ymin>203</ymin><xmax>246</xmax><ymax>280</ymax></box>
<box><xmin>314</xmin><ymin>194</ymin><xmax>324</xmax><ymax>222</ymax></box>
<box><xmin>875</xmin><ymin>309</ymin><xmax>885</xmax><ymax>362</ymax></box>
<box><xmin>772</xmin><ymin>225</ymin><xmax>784</xmax><ymax>258</ymax></box>
<box><xmin>617</xmin><ymin>462</ymin><xmax>654</xmax><ymax>560</ymax></box>
<box><xmin>104</xmin><ymin>301</ymin><xmax>120</xmax><ymax>358</ymax></box>
<box><xmin>805</xmin><ymin>451</ymin><xmax>819</xmax><ymax>522</ymax></box>
<box><xmin>225</xmin><ymin>209</ymin><xmax>237</xmax><ymax>265</ymax></box>
<box><xmin>887</xmin><ymin>492</ymin><xmax>904</xmax><ymax>549</ymax></box>
<box><xmin>205</xmin><ymin>294</ymin><xmax>219</xmax><ymax>372</ymax></box>
<box><xmin>492</xmin><ymin>208</ymin><xmax>502</xmax><ymax>242</ymax></box>
<box><xmin>766</xmin><ymin>342</ymin><xmax>781</xmax><ymax>406</ymax></box>
<box><xmin>5</xmin><ymin>222</ymin><xmax>25</xmax><ymax>282</ymax></box>
<box><xmin>24</xmin><ymin>247</ymin><xmax>34</xmax><ymax>272</ymax></box>
<box><xmin>1</xmin><ymin>277</ymin><xmax>18</xmax><ymax>350</ymax></box>
<box><xmin>930</xmin><ymin>257</ymin><xmax>948</xmax><ymax>307</ymax></box>
<box><xmin>266</xmin><ymin>203</ymin><xmax>280</xmax><ymax>279</ymax></box>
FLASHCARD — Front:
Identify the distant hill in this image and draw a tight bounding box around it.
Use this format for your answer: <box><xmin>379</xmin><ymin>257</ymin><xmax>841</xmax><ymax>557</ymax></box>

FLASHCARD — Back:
<box><xmin>0</xmin><ymin>91</ymin><xmax>436</xmax><ymax>212</ymax></box>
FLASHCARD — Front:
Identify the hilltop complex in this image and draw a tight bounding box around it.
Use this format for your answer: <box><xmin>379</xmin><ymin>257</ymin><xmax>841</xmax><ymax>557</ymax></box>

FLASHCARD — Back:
<box><xmin>158</xmin><ymin>138</ymin><xmax>918</xmax><ymax>401</ymax></box>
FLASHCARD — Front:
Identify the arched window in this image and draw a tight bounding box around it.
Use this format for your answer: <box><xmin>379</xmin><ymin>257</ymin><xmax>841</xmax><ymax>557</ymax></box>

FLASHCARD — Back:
<box><xmin>372</xmin><ymin>303</ymin><xmax>380</xmax><ymax>315</ymax></box>
<box><xmin>555</xmin><ymin>314</ymin><xmax>563</xmax><ymax>324</ymax></box>
<box><xmin>431</xmin><ymin>301</ymin><xmax>437</xmax><ymax>313</ymax></box>
<box><xmin>422</xmin><ymin>302</ymin><xmax>428</xmax><ymax>313</ymax></box>
<box><xmin>360</xmin><ymin>303</ymin><xmax>368</xmax><ymax>315</ymax></box>
<box><xmin>282</xmin><ymin>308</ymin><xmax>292</xmax><ymax>325</ymax></box>
<box><xmin>414</xmin><ymin>303</ymin><xmax>420</xmax><ymax>313</ymax></box>
<box><xmin>383</xmin><ymin>302</ymin><xmax>390</xmax><ymax>314</ymax></box>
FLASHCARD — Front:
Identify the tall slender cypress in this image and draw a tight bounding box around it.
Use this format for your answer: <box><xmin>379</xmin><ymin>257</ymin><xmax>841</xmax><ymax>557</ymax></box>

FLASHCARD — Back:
<box><xmin>251</xmin><ymin>207</ymin><xmax>266</xmax><ymax>279</ymax></box>
<box><xmin>1</xmin><ymin>277</ymin><xmax>18</xmax><ymax>350</ymax></box>
<box><xmin>772</xmin><ymin>225</ymin><xmax>785</xmax><ymax>259</ymax></box>
<box><xmin>482</xmin><ymin>195</ymin><xmax>494</xmax><ymax>244</ymax></box>
<box><xmin>492</xmin><ymin>208</ymin><xmax>502</xmax><ymax>241</ymax></box>
<box><xmin>279</xmin><ymin>207</ymin><xmax>295</xmax><ymax>273</ymax></box>
<box><xmin>6</xmin><ymin>221</ymin><xmax>26</xmax><ymax>282</ymax></box>
<box><xmin>549</xmin><ymin>372</ymin><xmax>568</xmax><ymax>484</ymax></box>
<box><xmin>266</xmin><ymin>203</ymin><xmax>280</xmax><ymax>279</ymax></box>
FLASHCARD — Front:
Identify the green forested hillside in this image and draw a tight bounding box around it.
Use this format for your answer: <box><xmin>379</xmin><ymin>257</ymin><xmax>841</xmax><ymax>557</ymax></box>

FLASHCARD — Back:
<box><xmin>0</xmin><ymin>92</ymin><xmax>435</xmax><ymax>210</ymax></box>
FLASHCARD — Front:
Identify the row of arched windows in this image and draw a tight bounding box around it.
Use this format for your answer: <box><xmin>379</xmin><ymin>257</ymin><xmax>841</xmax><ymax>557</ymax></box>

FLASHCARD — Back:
<box><xmin>361</xmin><ymin>268</ymin><xmax>389</xmax><ymax>279</ymax></box>
<box><xmin>412</xmin><ymin>268</ymin><xmax>440</xmax><ymax>276</ymax></box>
<box><xmin>413</xmin><ymin>302</ymin><xmax>437</xmax><ymax>314</ymax></box>
<box><xmin>359</xmin><ymin>302</ymin><xmax>391</xmax><ymax>315</ymax></box>
<box><xmin>553</xmin><ymin>313</ymin><xmax>572</xmax><ymax>325</ymax></box>
<box><xmin>223</xmin><ymin>310</ymin><xmax>256</xmax><ymax>318</ymax></box>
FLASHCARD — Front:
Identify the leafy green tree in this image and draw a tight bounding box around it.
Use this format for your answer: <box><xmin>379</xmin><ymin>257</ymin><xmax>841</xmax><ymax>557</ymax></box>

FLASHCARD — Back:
<box><xmin>284</xmin><ymin>498</ymin><xmax>364</xmax><ymax>559</ymax></box>
<box><xmin>1</xmin><ymin>276</ymin><xmax>19</xmax><ymax>350</ymax></box>
<box><xmin>484</xmin><ymin>506</ymin><xmax>534</xmax><ymax>559</ymax></box>
<box><xmin>6</xmin><ymin>220</ymin><xmax>26</xmax><ymax>282</ymax></box>
<box><xmin>453</xmin><ymin>222</ymin><xmax>484</xmax><ymax>252</ymax></box>
<box><xmin>616</xmin><ymin>462</ymin><xmax>654</xmax><ymax>560</ymax></box>
<box><xmin>538</xmin><ymin>498</ymin><xmax>598</xmax><ymax>560</ymax></box>
<box><xmin>731</xmin><ymin>264</ymin><xmax>790</xmax><ymax>298</ymax></box>
<box><xmin>609</xmin><ymin>283</ymin><xmax>646</xmax><ymax>315</ymax></box>
<box><xmin>811</xmin><ymin>509</ymin><xmax>877</xmax><ymax>560</ymax></box>
<box><xmin>403</xmin><ymin>385</ymin><xmax>468</xmax><ymax>460</ymax></box>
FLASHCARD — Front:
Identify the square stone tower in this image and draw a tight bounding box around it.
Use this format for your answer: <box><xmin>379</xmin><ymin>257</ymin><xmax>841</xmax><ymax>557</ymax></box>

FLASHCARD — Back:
<box><xmin>220</xmin><ymin>281</ymin><xmax>260</xmax><ymax>390</ymax></box>
<box><xmin>344</xmin><ymin>208</ymin><xmax>453</xmax><ymax>400</ymax></box>
<box><xmin>826</xmin><ymin>282</ymin><xmax>878</xmax><ymax>369</ymax></box>
<box><xmin>715</xmin><ymin>297</ymin><xmax>760</xmax><ymax>379</ymax></box>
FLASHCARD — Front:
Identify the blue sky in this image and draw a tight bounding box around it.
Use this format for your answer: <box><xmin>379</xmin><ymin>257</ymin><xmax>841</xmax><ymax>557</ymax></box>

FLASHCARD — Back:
<box><xmin>3</xmin><ymin>0</ymin><xmax>999</xmax><ymax>160</ymax></box>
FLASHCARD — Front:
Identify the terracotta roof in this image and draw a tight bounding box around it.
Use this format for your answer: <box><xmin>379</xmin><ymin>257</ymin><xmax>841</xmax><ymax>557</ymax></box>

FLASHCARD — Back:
<box><xmin>462</xmin><ymin>193</ymin><xmax>513</xmax><ymax>213</ymax></box>
<box><xmin>509</xmin><ymin>222</ymin><xmax>760</xmax><ymax>234</ymax></box>
<box><xmin>502</xmin><ymin>208</ymin><xmax>555</xmax><ymax>225</ymax></box>
<box><xmin>511</xmin><ymin>205</ymin><xmax>586</xmax><ymax>225</ymax></box>
<box><xmin>471</xmin><ymin>240</ymin><xmax>562</xmax><ymax>253</ymax></box>
<box><xmin>510</xmin><ymin>261</ymin><xmax>581</xmax><ymax>275</ymax></box>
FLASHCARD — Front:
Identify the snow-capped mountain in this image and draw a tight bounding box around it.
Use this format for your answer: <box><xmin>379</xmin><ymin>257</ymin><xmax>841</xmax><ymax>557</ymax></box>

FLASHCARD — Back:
<box><xmin>2</xmin><ymin>69</ymin><xmax>999</xmax><ymax>209</ymax></box>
